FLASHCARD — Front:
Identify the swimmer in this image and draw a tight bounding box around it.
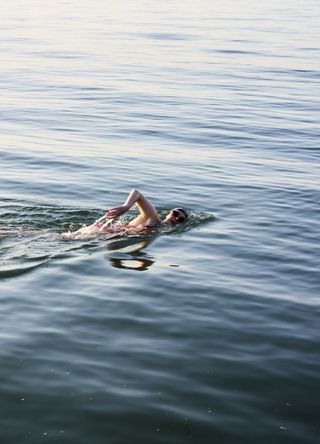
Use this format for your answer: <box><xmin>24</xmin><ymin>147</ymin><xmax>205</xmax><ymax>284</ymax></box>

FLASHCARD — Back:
<box><xmin>103</xmin><ymin>188</ymin><xmax>188</xmax><ymax>231</ymax></box>
<box><xmin>65</xmin><ymin>189</ymin><xmax>188</xmax><ymax>238</ymax></box>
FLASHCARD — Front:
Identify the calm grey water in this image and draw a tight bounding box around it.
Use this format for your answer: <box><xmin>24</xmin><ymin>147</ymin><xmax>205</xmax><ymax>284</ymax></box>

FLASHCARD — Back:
<box><xmin>1</xmin><ymin>0</ymin><xmax>319</xmax><ymax>443</ymax></box>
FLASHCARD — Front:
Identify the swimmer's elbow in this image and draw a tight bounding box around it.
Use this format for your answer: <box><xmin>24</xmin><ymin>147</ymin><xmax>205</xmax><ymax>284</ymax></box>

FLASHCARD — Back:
<box><xmin>131</xmin><ymin>188</ymin><xmax>142</xmax><ymax>198</ymax></box>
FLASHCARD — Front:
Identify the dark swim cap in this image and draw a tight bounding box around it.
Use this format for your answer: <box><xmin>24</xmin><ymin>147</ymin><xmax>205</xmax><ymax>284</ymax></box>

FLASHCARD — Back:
<box><xmin>174</xmin><ymin>208</ymin><xmax>188</xmax><ymax>220</ymax></box>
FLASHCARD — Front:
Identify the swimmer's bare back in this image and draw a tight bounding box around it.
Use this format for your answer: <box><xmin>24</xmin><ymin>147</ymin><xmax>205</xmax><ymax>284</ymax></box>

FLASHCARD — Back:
<box><xmin>98</xmin><ymin>222</ymin><xmax>153</xmax><ymax>235</ymax></box>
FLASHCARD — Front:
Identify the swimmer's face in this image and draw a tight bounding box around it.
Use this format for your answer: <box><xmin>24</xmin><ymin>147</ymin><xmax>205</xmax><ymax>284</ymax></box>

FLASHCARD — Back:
<box><xmin>165</xmin><ymin>208</ymin><xmax>187</xmax><ymax>224</ymax></box>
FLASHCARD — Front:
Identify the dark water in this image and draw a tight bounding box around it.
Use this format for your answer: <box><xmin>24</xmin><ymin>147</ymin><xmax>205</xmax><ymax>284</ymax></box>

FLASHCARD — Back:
<box><xmin>1</xmin><ymin>0</ymin><xmax>319</xmax><ymax>443</ymax></box>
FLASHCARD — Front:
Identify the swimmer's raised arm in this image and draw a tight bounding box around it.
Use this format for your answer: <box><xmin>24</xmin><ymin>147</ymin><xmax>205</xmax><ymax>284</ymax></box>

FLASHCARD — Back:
<box><xmin>106</xmin><ymin>189</ymin><xmax>160</xmax><ymax>226</ymax></box>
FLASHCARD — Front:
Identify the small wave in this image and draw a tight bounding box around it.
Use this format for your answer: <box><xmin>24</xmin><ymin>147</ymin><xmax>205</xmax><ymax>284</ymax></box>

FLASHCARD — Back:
<box><xmin>0</xmin><ymin>261</ymin><xmax>45</xmax><ymax>279</ymax></box>
<box><xmin>1</xmin><ymin>200</ymin><xmax>214</xmax><ymax>238</ymax></box>
<box><xmin>0</xmin><ymin>199</ymin><xmax>103</xmax><ymax>233</ymax></box>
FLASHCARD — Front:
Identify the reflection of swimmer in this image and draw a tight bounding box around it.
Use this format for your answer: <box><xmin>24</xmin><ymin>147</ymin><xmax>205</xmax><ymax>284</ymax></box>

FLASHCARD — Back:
<box><xmin>100</xmin><ymin>188</ymin><xmax>188</xmax><ymax>232</ymax></box>
<box><xmin>107</xmin><ymin>238</ymin><xmax>155</xmax><ymax>271</ymax></box>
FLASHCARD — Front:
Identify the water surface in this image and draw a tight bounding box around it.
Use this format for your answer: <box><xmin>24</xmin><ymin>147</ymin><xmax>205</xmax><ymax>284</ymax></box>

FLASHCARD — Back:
<box><xmin>0</xmin><ymin>1</ymin><xmax>319</xmax><ymax>443</ymax></box>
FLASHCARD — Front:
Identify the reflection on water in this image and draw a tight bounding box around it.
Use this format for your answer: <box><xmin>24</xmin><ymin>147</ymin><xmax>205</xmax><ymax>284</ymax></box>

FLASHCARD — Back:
<box><xmin>107</xmin><ymin>237</ymin><xmax>155</xmax><ymax>271</ymax></box>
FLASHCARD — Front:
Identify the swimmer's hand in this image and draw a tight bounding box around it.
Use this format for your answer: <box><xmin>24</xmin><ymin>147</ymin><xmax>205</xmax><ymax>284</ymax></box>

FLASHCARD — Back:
<box><xmin>106</xmin><ymin>204</ymin><xmax>129</xmax><ymax>219</ymax></box>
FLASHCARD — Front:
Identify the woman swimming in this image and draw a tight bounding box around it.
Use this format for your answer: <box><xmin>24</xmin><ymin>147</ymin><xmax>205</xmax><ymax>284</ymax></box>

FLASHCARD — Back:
<box><xmin>66</xmin><ymin>189</ymin><xmax>188</xmax><ymax>238</ymax></box>
<box><xmin>104</xmin><ymin>188</ymin><xmax>188</xmax><ymax>231</ymax></box>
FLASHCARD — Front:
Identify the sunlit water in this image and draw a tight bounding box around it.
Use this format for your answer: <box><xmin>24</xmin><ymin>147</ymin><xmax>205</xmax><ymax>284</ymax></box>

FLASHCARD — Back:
<box><xmin>1</xmin><ymin>1</ymin><xmax>319</xmax><ymax>443</ymax></box>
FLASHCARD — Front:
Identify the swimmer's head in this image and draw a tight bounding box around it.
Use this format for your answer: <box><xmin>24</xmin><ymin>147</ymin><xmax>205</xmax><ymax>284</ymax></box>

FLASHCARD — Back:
<box><xmin>165</xmin><ymin>208</ymin><xmax>188</xmax><ymax>224</ymax></box>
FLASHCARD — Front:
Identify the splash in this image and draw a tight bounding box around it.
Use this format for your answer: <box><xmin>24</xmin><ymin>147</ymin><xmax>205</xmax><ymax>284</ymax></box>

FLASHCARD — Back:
<box><xmin>61</xmin><ymin>216</ymin><xmax>127</xmax><ymax>240</ymax></box>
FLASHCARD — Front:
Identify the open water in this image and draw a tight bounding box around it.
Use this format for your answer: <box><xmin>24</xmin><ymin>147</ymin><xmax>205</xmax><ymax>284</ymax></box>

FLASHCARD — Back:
<box><xmin>1</xmin><ymin>1</ymin><xmax>319</xmax><ymax>443</ymax></box>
